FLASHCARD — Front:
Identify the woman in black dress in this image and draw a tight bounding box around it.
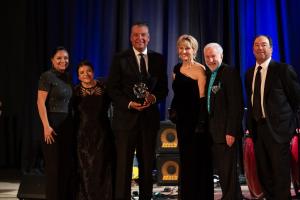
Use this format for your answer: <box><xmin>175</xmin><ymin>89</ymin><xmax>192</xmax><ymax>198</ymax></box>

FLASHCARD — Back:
<box><xmin>37</xmin><ymin>46</ymin><xmax>76</xmax><ymax>200</ymax></box>
<box><xmin>74</xmin><ymin>60</ymin><xmax>113</xmax><ymax>200</ymax></box>
<box><xmin>170</xmin><ymin>35</ymin><xmax>213</xmax><ymax>199</ymax></box>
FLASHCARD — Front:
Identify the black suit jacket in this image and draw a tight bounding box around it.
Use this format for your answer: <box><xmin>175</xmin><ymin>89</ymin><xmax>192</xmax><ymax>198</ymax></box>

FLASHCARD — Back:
<box><xmin>207</xmin><ymin>63</ymin><xmax>244</xmax><ymax>143</ymax></box>
<box><xmin>245</xmin><ymin>60</ymin><xmax>300</xmax><ymax>143</ymax></box>
<box><xmin>107</xmin><ymin>48</ymin><xmax>168</xmax><ymax>131</ymax></box>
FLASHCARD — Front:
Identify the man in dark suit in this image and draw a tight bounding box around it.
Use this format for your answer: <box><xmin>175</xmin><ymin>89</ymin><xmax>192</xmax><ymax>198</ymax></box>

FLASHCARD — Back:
<box><xmin>204</xmin><ymin>42</ymin><xmax>244</xmax><ymax>200</ymax></box>
<box><xmin>245</xmin><ymin>35</ymin><xmax>300</xmax><ymax>199</ymax></box>
<box><xmin>107</xmin><ymin>22</ymin><xmax>168</xmax><ymax>200</ymax></box>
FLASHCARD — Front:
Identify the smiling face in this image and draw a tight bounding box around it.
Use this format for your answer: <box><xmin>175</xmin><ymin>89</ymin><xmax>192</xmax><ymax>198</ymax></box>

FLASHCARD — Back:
<box><xmin>177</xmin><ymin>40</ymin><xmax>195</xmax><ymax>62</ymax></box>
<box><xmin>253</xmin><ymin>36</ymin><xmax>273</xmax><ymax>64</ymax></box>
<box><xmin>204</xmin><ymin>46</ymin><xmax>223</xmax><ymax>71</ymax></box>
<box><xmin>78</xmin><ymin>65</ymin><xmax>94</xmax><ymax>85</ymax></box>
<box><xmin>51</xmin><ymin>50</ymin><xmax>69</xmax><ymax>72</ymax></box>
<box><xmin>130</xmin><ymin>25</ymin><xmax>150</xmax><ymax>52</ymax></box>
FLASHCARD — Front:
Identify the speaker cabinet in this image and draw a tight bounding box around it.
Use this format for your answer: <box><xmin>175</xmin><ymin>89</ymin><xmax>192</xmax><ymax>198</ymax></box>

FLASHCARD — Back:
<box><xmin>17</xmin><ymin>174</ymin><xmax>46</xmax><ymax>199</ymax></box>
<box><xmin>156</xmin><ymin>154</ymin><xmax>180</xmax><ymax>186</ymax></box>
<box><xmin>156</xmin><ymin>121</ymin><xmax>178</xmax><ymax>153</ymax></box>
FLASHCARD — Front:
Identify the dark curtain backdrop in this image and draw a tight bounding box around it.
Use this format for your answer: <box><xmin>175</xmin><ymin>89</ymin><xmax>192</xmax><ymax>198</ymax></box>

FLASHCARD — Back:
<box><xmin>1</xmin><ymin>0</ymin><xmax>300</xmax><ymax>170</ymax></box>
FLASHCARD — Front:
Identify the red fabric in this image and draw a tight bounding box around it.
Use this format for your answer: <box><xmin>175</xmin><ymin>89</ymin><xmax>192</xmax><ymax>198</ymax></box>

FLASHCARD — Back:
<box><xmin>243</xmin><ymin>136</ymin><xmax>264</xmax><ymax>198</ymax></box>
<box><xmin>291</xmin><ymin>135</ymin><xmax>299</xmax><ymax>189</ymax></box>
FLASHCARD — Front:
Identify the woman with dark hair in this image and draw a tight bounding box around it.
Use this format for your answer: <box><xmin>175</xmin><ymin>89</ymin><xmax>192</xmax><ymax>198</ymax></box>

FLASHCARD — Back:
<box><xmin>37</xmin><ymin>46</ymin><xmax>76</xmax><ymax>199</ymax></box>
<box><xmin>74</xmin><ymin>60</ymin><xmax>113</xmax><ymax>200</ymax></box>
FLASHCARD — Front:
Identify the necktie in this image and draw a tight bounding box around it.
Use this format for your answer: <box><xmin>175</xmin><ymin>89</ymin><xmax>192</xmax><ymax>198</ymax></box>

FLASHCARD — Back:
<box><xmin>139</xmin><ymin>53</ymin><xmax>147</xmax><ymax>80</ymax></box>
<box><xmin>253</xmin><ymin>66</ymin><xmax>262</xmax><ymax>121</ymax></box>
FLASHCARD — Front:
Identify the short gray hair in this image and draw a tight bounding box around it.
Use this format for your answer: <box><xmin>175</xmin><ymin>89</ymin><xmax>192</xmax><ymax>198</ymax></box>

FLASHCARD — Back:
<box><xmin>204</xmin><ymin>43</ymin><xmax>223</xmax><ymax>54</ymax></box>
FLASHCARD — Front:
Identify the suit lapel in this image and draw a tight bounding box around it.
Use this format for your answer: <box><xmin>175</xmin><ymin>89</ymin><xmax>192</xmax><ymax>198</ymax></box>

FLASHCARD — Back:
<box><xmin>147</xmin><ymin>50</ymin><xmax>155</xmax><ymax>75</ymax></box>
<box><xmin>147</xmin><ymin>51</ymin><xmax>159</xmax><ymax>91</ymax></box>
<box><xmin>127</xmin><ymin>49</ymin><xmax>141</xmax><ymax>76</ymax></box>
<box><xmin>215</xmin><ymin>64</ymin><xmax>225</xmax><ymax>81</ymax></box>
<box><xmin>210</xmin><ymin>64</ymin><xmax>225</xmax><ymax>115</ymax></box>
<box><xmin>264</xmin><ymin>60</ymin><xmax>276</xmax><ymax>101</ymax></box>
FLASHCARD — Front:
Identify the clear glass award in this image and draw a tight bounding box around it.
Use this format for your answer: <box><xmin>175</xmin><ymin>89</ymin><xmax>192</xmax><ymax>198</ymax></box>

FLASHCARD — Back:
<box><xmin>133</xmin><ymin>82</ymin><xmax>149</xmax><ymax>104</ymax></box>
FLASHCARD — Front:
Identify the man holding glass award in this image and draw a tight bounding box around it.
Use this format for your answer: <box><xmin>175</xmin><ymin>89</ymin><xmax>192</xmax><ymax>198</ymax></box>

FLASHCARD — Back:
<box><xmin>107</xmin><ymin>22</ymin><xmax>168</xmax><ymax>200</ymax></box>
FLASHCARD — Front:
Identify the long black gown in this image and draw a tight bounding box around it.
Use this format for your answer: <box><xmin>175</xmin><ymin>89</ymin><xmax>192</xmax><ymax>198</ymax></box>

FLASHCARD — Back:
<box><xmin>171</xmin><ymin>63</ymin><xmax>213</xmax><ymax>200</ymax></box>
<box><xmin>74</xmin><ymin>80</ymin><xmax>113</xmax><ymax>200</ymax></box>
<box><xmin>38</xmin><ymin>68</ymin><xmax>76</xmax><ymax>200</ymax></box>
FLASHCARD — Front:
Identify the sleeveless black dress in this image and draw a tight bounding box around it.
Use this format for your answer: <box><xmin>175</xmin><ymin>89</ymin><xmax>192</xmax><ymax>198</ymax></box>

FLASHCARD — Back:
<box><xmin>74</xmin><ymin>80</ymin><xmax>113</xmax><ymax>200</ymax></box>
<box><xmin>172</xmin><ymin>63</ymin><xmax>213</xmax><ymax>200</ymax></box>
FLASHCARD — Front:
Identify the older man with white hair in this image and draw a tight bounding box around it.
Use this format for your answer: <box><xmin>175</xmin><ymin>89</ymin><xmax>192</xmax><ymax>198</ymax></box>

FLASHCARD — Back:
<box><xmin>204</xmin><ymin>42</ymin><xmax>244</xmax><ymax>200</ymax></box>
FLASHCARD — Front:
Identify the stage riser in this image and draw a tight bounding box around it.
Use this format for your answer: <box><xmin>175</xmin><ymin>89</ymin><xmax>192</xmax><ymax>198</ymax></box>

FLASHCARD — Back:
<box><xmin>17</xmin><ymin>174</ymin><xmax>45</xmax><ymax>200</ymax></box>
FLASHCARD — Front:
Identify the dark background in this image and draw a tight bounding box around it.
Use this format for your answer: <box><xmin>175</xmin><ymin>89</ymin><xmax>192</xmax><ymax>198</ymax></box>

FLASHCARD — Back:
<box><xmin>1</xmin><ymin>0</ymin><xmax>300</xmax><ymax>172</ymax></box>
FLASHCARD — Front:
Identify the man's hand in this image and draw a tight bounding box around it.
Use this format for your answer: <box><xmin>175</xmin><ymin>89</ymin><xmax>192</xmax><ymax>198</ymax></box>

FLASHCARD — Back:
<box><xmin>144</xmin><ymin>93</ymin><xmax>156</xmax><ymax>105</ymax></box>
<box><xmin>130</xmin><ymin>101</ymin><xmax>150</xmax><ymax>111</ymax></box>
<box><xmin>225</xmin><ymin>134</ymin><xmax>235</xmax><ymax>147</ymax></box>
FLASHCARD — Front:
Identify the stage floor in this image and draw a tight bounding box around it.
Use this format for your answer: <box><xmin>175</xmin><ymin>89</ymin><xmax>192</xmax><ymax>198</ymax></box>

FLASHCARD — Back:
<box><xmin>132</xmin><ymin>183</ymin><xmax>253</xmax><ymax>199</ymax></box>
<box><xmin>0</xmin><ymin>169</ymin><xmax>20</xmax><ymax>199</ymax></box>
<box><xmin>132</xmin><ymin>181</ymin><xmax>253</xmax><ymax>199</ymax></box>
<box><xmin>0</xmin><ymin>169</ymin><xmax>299</xmax><ymax>199</ymax></box>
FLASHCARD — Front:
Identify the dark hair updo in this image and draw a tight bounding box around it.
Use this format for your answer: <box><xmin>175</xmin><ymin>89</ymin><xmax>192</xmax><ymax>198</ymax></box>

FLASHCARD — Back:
<box><xmin>77</xmin><ymin>60</ymin><xmax>94</xmax><ymax>74</ymax></box>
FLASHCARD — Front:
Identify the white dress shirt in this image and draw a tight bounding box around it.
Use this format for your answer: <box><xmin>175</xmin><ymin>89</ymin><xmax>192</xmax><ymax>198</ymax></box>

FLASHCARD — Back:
<box><xmin>251</xmin><ymin>57</ymin><xmax>271</xmax><ymax>118</ymax></box>
<box><xmin>132</xmin><ymin>47</ymin><xmax>148</xmax><ymax>72</ymax></box>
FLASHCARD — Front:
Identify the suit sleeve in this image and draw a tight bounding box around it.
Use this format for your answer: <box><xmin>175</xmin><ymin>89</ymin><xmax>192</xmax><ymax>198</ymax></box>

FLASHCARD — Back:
<box><xmin>281</xmin><ymin>65</ymin><xmax>300</xmax><ymax>110</ymax></box>
<box><xmin>107</xmin><ymin>54</ymin><xmax>132</xmax><ymax>111</ymax></box>
<box><xmin>281</xmin><ymin>65</ymin><xmax>300</xmax><ymax>127</ymax></box>
<box><xmin>224</xmin><ymin>68</ymin><xmax>244</xmax><ymax>137</ymax></box>
<box><xmin>150</xmin><ymin>54</ymin><xmax>168</xmax><ymax>102</ymax></box>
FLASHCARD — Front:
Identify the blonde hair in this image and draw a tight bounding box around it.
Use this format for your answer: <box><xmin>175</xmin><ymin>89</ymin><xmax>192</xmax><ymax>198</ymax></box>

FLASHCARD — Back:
<box><xmin>177</xmin><ymin>34</ymin><xmax>198</xmax><ymax>59</ymax></box>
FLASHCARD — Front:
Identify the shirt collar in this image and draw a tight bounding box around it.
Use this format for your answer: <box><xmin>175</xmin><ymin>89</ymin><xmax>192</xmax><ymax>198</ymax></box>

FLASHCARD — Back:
<box><xmin>132</xmin><ymin>47</ymin><xmax>147</xmax><ymax>57</ymax></box>
<box><xmin>256</xmin><ymin>57</ymin><xmax>271</xmax><ymax>70</ymax></box>
<box><xmin>210</xmin><ymin>64</ymin><xmax>221</xmax><ymax>74</ymax></box>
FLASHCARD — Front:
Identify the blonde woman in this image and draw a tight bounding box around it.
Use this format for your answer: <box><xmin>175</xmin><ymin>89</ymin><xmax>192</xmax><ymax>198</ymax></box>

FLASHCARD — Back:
<box><xmin>170</xmin><ymin>35</ymin><xmax>213</xmax><ymax>199</ymax></box>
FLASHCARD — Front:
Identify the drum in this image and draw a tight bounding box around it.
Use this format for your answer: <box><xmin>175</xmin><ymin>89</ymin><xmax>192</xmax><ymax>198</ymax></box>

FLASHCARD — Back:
<box><xmin>291</xmin><ymin>135</ymin><xmax>299</xmax><ymax>195</ymax></box>
<box><xmin>243</xmin><ymin>135</ymin><xmax>263</xmax><ymax>199</ymax></box>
